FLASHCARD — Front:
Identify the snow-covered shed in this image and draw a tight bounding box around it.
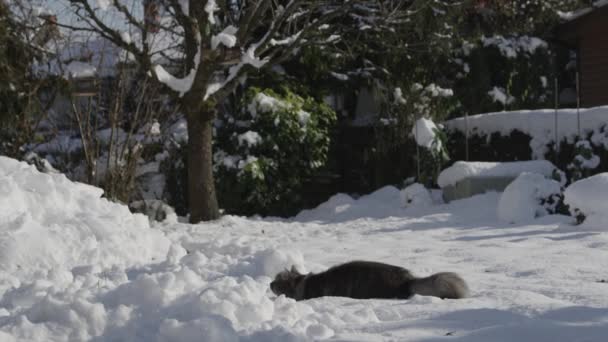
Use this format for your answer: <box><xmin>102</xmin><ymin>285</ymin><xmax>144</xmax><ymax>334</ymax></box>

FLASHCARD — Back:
<box><xmin>554</xmin><ymin>1</ymin><xmax>608</xmax><ymax>107</ymax></box>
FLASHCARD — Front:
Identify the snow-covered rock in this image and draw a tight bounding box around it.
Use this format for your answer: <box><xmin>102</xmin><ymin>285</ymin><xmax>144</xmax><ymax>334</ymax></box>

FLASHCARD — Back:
<box><xmin>438</xmin><ymin>160</ymin><xmax>559</xmax><ymax>188</ymax></box>
<box><xmin>400</xmin><ymin>183</ymin><xmax>433</xmax><ymax>208</ymax></box>
<box><xmin>564</xmin><ymin>173</ymin><xmax>608</xmax><ymax>230</ymax></box>
<box><xmin>497</xmin><ymin>172</ymin><xmax>563</xmax><ymax>223</ymax></box>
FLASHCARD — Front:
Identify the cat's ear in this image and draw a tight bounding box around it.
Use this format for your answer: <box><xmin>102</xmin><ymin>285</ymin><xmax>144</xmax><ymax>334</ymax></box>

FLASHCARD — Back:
<box><xmin>290</xmin><ymin>265</ymin><xmax>300</xmax><ymax>275</ymax></box>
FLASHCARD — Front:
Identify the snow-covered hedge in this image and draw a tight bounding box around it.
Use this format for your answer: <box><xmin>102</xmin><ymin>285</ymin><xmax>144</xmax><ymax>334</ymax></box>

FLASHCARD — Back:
<box><xmin>445</xmin><ymin>107</ymin><xmax>608</xmax><ymax>183</ymax></box>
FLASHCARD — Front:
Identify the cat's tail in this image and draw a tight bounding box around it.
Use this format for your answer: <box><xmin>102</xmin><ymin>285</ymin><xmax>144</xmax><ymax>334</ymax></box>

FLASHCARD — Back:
<box><xmin>409</xmin><ymin>272</ymin><xmax>469</xmax><ymax>299</ymax></box>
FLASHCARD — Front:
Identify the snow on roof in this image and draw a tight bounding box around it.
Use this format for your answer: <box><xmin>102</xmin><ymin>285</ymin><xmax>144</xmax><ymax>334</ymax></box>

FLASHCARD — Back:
<box><xmin>444</xmin><ymin>106</ymin><xmax>608</xmax><ymax>159</ymax></box>
<box><xmin>64</xmin><ymin>60</ymin><xmax>97</xmax><ymax>78</ymax></box>
<box><xmin>438</xmin><ymin>160</ymin><xmax>558</xmax><ymax>188</ymax></box>
<box><xmin>558</xmin><ymin>0</ymin><xmax>608</xmax><ymax>22</ymax></box>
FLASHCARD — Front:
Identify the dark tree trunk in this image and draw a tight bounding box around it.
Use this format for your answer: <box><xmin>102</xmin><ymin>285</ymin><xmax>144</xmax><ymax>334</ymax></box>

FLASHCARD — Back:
<box><xmin>186</xmin><ymin>105</ymin><xmax>220</xmax><ymax>223</ymax></box>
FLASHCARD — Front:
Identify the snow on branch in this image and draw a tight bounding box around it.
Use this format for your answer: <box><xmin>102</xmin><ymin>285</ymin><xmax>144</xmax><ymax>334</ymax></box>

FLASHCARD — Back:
<box><xmin>154</xmin><ymin>34</ymin><xmax>201</xmax><ymax>97</ymax></box>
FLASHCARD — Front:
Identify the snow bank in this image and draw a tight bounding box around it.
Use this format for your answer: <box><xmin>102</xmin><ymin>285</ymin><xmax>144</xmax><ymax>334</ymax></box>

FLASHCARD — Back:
<box><xmin>497</xmin><ymin>173</ymin><xmax>562</xmax><ymax>223</ymax></box>
<box><xmin>444</xmin><ymin>106</ymin><xmax>608</xmax><ymax>158</ymax></box>
<box><xmin>0</xmin><ymin>160</ymin><xmax>319</xmax><ymax>340</ymax></box>
<box><xmin>564</xmin><ymin>173</ymin><xmax>608</xmax><ymax>230</ymax></box>
<box><xmin>0</xmin><ymin>157</ymin><xmax>170</xmax><ymax>292</ymax></box>
<box><xmin>438</xmin><ymin>160</ymin><xmax>558</xmax><ymax>188</ymax></box>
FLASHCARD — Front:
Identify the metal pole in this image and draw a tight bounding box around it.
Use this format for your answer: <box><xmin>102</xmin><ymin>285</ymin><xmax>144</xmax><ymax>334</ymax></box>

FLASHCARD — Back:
<box><xmin>465</xmin><ymin>112</ymin><xmax>469</xmax><ymax>161</ymax></box>
<box><xmin>554</xmin><ymin>77</ymin><xmax>559</xmax><ymax>162</ymax></box>
<box><xmin>415</xmin><ymin>117</ymin><xmax>421</xmax><ymax>181</ymax></box>
<box><xmin>576</xmin><ymin>71</ymin><xmax>581</xmax><ymax>137</ymax></box>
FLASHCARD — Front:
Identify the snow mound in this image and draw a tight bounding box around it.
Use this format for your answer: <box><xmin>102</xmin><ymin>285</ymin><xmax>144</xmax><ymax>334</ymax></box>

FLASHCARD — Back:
<box><xmin>400</xmin><ymin>183</ymin><xmax>433</xmax><ymax>208</ymax></box>
<box><xmin>564</xmin><ymin>173</ymin><xmax>608</xmax><ymax>230</ymax></box>
<box><xmin>497</xmin><ymin>173</ymin><xmax>562</xmax><ymax>223</ymax></box>
<box><xmin>438</xmin><ymin>160</ymin><xmax>558</xmax><ymax>188</ymax></box>
<box><xmin>0</xmin><ymin>156</ymin><xmax>171</xmax><ymax>293</ymax></box>
<box><xmin>294</xmin><ymin>186</ymin><xmax>402</xmax><ymax>222</ymax></box>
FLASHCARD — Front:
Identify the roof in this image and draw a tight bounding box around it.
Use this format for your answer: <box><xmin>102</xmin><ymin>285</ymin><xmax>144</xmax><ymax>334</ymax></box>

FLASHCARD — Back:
<box><xmin>557</xmin><ymin>0</ymin><xmax>608</xmax><ymax>23</ymax></box>
<box><xmin>554</xmin><ymin>1</ymin><xmax>608</xmax><ymax>47</ymax></box>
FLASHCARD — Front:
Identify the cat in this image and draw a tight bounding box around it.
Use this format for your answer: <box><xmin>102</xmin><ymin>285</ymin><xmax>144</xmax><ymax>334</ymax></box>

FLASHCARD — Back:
<box><xmin>270</xmin><ymin>260</ymin><xmax>469</xmax><ymax>300</ymax></box>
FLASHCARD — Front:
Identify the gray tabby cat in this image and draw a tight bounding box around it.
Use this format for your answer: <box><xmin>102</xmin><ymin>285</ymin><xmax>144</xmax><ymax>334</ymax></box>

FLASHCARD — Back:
<box><xmin>270</xmin><ymin>261</ymin><xmax>469</xmax><ymax>300</ymax></box>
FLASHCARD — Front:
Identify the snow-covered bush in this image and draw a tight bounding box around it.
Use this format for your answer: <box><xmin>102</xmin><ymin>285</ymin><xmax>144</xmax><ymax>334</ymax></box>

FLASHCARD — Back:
<box><xmin>454</xmin><ymin>34</ymin><xmax>553</xmax><ymax>114</ymax></box>
<box><xmin>564</xmin><ymin>173</ymin><xmax>608</xmax><ymax>228</ymax></box>
<box><xmin>400</xmin><ymin>183</ymin><xmax>433</xmax><ymax>208</ymax></box>
<box><xmin>497</xmin><ymin>172</ymin><xmax>565</xmax><ymax>224</ymax></box>
<box><xmin>411</xmin><ymin>117</ymin><xmax>450</xmax><ymax>186</ymax></box>
<box><xmin>163</xmin><ymin>88</ymin><xmax>336</xmax><ymax>217</ymax></box>
<box><xmin>213</xmin><ymin>88</ymin><xmax>336</xmax><ymax>216</ymax></box>
<box><xmin>567</xmin><ymin>140</ymin><xmax>600</xmax><ymax>182</ymax></box>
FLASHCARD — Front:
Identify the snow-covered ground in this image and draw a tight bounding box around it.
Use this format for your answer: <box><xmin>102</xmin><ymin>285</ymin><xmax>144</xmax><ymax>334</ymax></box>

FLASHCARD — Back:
<box><xmin>1</xmin><ymin>156</ymin><xmax>608</xmax><ymax>341</ymax></box>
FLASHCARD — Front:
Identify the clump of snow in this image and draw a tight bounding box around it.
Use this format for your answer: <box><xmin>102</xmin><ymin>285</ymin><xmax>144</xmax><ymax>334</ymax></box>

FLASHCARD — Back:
<box><xmin>497</xmin><ymin>173</ymin><xmax>563</xmax><ymax>224</ymax></box>
<box><xmin>568</xmin><ymin>140</ymin><xmax>600</xmax><ymax>178</ymax></box>
<box><xmin>238</xmin><ymin>131</ymin><xmax>262</xmax><ymax>147</ymax></box>
<box><xmin>438</xmin><ymin>160</ymin><xmax>559</xmax><ymax>188</ymax></box>
<box><xmin>564</xmin><ymin>173</ymin><xmax>608</xmax><ymax>230</ymax></box>
<box><xmin>297</xmin><ymin>110</ymin><xmax>311</xmax><ymax>126</ymax></box>
<box><xmin>400</xmin><ymin>183</ymin><xmax>433</xmax><ymax>208</ymax></box>
<box><xmin>248</xmin><ymin>93</ymin><xmax>288</xmax><ymax>118</ymax></box>
<box><xmin>425</xmin><ymin>84</ymin><xmax>453</xmax><ymax>97</ymax></box>
<box><xmin>412</xmin><ymin>117</ymin><xmax>441</xmax><ymax>151</ymax></box>
<box><xmin>444</xmin><ymin>106</ymin><xmax>608</xmax><ymax>159</ymax></box>
<box><xmin>330</xmin><ymin>71</ymin><xmax>349</xmax><ymax>81</ymax></box>
<box><xmin>481</xmin><ymin>35</ymin><xmax>547</xmax><ymax>58</ymax></box>
<box><xmin>242</xmin><ymin>45</ymin><xmax>269</xmax><ymax>69</ymax></box>
<box><xmin>120</xmin><ymin>31</ymin><xmax>132</xmax><ymax>44</ymax></box>
<box><xmin>488</xmin><ymin>86</ymin><xmax>514</xmax><ymax>105</ymax></box>
<box><xmin>205</xmin><ymin>0</ymin><xmax>219</xmax><ymax>25</ymax></box>
<box><xmin>211</xmin><ymin>26</ymin><xmax>237</xmax><ymax>50</ymax></box>
<box><xmin>0</xmin><ymin>156</ymin><xmax>171</xmax><ymax>293</ymax></box>
<box><xmin>394</xmin><ymin>87</ymin><xmax>407</xmax><ymax>104</ymax></box>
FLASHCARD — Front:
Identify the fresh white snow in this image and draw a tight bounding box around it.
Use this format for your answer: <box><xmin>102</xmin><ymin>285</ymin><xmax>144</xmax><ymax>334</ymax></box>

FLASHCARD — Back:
<box><xmin>437</xmin><ymin>160</ymin><xmax>558</xmax><ymax>188</ymax></box>
<box><xmin>1</xmin><ymin>157</ymin><xmax>608</xmax><ymax>341</ymax></box>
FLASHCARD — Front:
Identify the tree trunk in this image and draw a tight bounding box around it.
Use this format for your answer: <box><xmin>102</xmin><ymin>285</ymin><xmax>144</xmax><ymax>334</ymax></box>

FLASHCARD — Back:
<box><xmin>186</xmin><ymin>105</ymin><xmax>220</xmax><ymax>223</ymax></box>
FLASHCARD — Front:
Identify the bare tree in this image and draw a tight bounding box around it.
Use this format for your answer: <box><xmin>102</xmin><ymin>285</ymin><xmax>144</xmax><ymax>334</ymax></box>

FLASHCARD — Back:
<box><xmin>51</xmin><ymin>0</ymin><xmax>364</xmax><ymax>222</ymax></box>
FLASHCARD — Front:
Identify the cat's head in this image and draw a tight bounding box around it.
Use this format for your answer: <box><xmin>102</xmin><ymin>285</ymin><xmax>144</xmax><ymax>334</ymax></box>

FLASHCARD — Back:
<box><xmin>270</xmin><ymin>266</ymin><xmax>304</xmax><ymax>299</ymax></box>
